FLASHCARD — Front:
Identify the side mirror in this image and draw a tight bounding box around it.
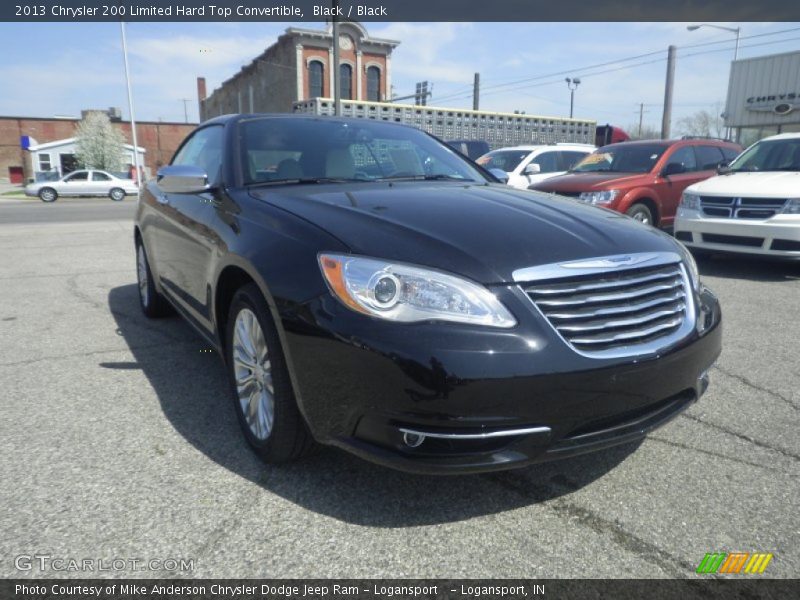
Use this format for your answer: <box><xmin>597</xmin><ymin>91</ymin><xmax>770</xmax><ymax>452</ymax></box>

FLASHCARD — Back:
<box><xmin>488</xmin><ymin>168</ymin><xmax>509</xmax><ymax>184</ymax></box>
<box><xmin>661</xmin><ymin>162</ymin><xmax>685</xmax><ymax>177</ymax></box>
<box><xmin>524</xmin><ymin>163</ymin><xmax>541</xmax><ymax>175</ymax></box>
<box><xmin>156</xmin><ymin>165</ymin><xmax>211</xmax><ymax>194</ymax></box>
<box><xmin>716</xmin><ymin>162</ymin><xmax>732</xmax><ymax>175</ymax></box>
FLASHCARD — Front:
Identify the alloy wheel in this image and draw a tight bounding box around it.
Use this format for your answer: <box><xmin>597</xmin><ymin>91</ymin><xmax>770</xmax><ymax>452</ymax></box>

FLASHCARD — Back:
<box><xmin>137</xmin><ymin>245</ymin><xmax>149</xmax><ymax>307</ymax></box>
<box><xmin>232</xmin><ymin>308</ymin><xmax>274</xmax><ymax>440</ymax></box>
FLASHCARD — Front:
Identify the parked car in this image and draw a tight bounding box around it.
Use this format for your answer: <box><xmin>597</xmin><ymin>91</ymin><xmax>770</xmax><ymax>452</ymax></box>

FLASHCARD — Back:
<box><xmin>135</xmin><ymin>114</ymin><xmax>721</xmax><ymax>474</ymax></box>
<box><xmin>445</xmin><ymin>139</ymin><xmax>491</xmax><ymax>161</ymax></box>
<box><xmin>476</xmin><ymin>143</ymin><xmax>595</xmax><ymax>189</ymax></box>
<box><xmin>25</xmin><ymin>169</ymin><xmax>139</xmax><ymax>202</ymax></box>
<box><xmin>675</xmin><ymin>133</ymin><xmax>800</xmax><ymax>259</ymax></box>
<box><xmin>529</xmin><ymin>138</ymin><xmax>742</xmax><ymax>227</ymax></box>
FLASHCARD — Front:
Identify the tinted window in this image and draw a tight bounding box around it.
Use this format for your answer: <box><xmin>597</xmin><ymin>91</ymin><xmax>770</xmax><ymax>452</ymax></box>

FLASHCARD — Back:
<box><xmin>340</xmin><ymin>64</ymin><xmax>352</xmax><ymax>100</ymax></box>
<box><xmin>172</xmin><ymin>125</ymin><xmax>224</xmax><ymax>182</ymax></box>
<box><xmin>476</xmin><ymin>150</ymin><xmax>530</xmax><ymax>172</ymax></box>
<box><xmin>720</xmin><ymin>147</ymin><xmax>740</xmax><ymax>162</ymax></box>
<box><xmin>65</xmin><ymin>171</ymin><xmax>88</xmax><ymax>181</ymax></box>
<box><xmin>560</xmin><ymin>150</ymin><xmax>590</xmax><ymax>170</ymax></box>
<box><xmin>239</xmin><ymin>118</ymin><xmax>486</xmax><ymax>185</ymax></box>
<box><xmin>572</xmin><ymin>144</ymin><xmax>668</xmax><ymax>174</ymax></box>
<box><xmin>92</xmin><ymin>171</ymin><xmax>112</xmax><ymax>181</ymax></box>
<box><xmin>531</xmin><ymin>151</ymin><xmax>560</xmax><ymax>173</ymax></box>
<box><xmin>667</xmin><ymin>146</ymin><xmax>698</xmax><ymax>172</ymax></box>
<box><xmin>694</xmin><ymin>146</ymin><xmax>725</xmax><ymax>170</ymax></box>
<box><xmin>309</xmin><ymin>61</ymin><xmax>324</xmax><ymax>98</ymax></box>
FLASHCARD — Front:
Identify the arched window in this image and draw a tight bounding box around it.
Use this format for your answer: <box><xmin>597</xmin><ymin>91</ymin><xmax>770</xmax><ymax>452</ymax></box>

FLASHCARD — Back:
<box><xmin>366</xmin><ymin>66</ymin><xmax>381</xmax><ymax>102</ymax></box>
<box><xmin>340</xmin><ymin>64</ymin><xmax>353</xmax><ymax>100</ymax></box>
<box><xmin>309</xmin><ymin>61</ymin><xmax>324</xmax><ymax>98</ymax></box>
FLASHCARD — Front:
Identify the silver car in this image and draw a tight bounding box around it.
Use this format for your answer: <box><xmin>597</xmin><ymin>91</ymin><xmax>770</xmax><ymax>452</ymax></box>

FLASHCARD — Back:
<box><xmin>25</xmin><ymin>170</ymin><xmax>139</xmax><ymax>202</ymax></box>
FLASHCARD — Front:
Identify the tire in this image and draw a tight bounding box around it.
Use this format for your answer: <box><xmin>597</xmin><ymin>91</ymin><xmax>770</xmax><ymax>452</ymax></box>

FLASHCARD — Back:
<box><xmin>135</xmin><ymin>238</ymin><xmax>174</xmax><ymax>318</ymax></box>
<box><xmin>226</xmin><ymin>283</ymin><xmax>314</xmax><ymax>463</ymax></box>
<box><xmin>38</xmin><ymin>187</ymin><xmax>57</xmax><ymax>202</ymax></box>
<box><xmin>109</xmin><ymin>188</ymin><xmax>126</xmax><ymax>201</ymax></box>
<box><xmin>626</xmin><ymin>203</ymin><xmax>654</xmax><ymax>226</ymax></box>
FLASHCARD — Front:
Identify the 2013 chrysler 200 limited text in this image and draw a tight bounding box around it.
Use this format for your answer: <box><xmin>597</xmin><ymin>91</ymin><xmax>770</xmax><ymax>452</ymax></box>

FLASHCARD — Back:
<box><xmin>134</xmin><ymin>115</ymin><xmax>721</xmax><ymax>474</ymax></box>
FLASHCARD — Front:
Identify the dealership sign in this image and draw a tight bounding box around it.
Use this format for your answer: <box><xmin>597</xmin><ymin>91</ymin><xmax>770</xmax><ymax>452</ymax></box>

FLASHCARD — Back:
<box><xmin>746</xmin><ymin>92</ymin><xmax>798</xmax><ymax>115</ymax></box>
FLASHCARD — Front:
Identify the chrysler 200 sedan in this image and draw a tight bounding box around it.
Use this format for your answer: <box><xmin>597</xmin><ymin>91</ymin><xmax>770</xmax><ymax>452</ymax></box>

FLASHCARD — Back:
<box><xmin>134</xmin><ymin>114</ymin><xmax>721</xmax><ymax>474</ymax></box>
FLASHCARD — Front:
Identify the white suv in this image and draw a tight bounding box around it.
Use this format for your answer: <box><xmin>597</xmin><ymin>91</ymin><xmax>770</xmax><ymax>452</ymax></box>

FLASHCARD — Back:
<box><xmin>476</xmin><ymin>143</ymin><xmax>595</xmax><ymax>190</ymax></box>
<box><xmin>675</xmin><ymin>133</ymin><xmax>800</xmax><ymax>259</ymax></box>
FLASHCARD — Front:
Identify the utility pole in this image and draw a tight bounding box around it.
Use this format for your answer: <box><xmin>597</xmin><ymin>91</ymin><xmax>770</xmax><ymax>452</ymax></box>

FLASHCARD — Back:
<box><xmin>332</xmin><ymin>0</ymin><xmax>341</xmax><ymax>115</ymax></box>
<box><xmin>661</xmin><ymin>45</ymin><xmax>676</xmax><ymax>140</ymax></box>
<box><xmin>120</xmin><ymin>22</ymin><xmax>141</xmax><ymax>193</ymax></box>
<box><xmin>635</xmin><ymin>103</ymin><xmax>650</xmax><ymax>138</ymax></box>
<box><xmin>179</xmin><ymin>98</ymin><xmax>190</xmax><ymax>123</ymax></box>
<box><xmin>473</xmin><ymin>73</ymin><xmax>480</xmax><ymax>110</ymax></box>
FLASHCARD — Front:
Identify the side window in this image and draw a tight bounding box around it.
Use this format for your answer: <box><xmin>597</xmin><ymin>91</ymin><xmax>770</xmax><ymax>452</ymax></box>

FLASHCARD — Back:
<box><xmin>559</xmin><ymin>151</ymin><xmax>589</xmax><ymax>171</ymax></box>
<box><xmin>532</xmin><ymin>151</ymin><xmax>560</xmax><ymax>173</ymax></box>
<box><xmin>695</xmin><ymin>146</ymin><xmax>725</xmax><ymax>170</ymax></box>
<box><xmin>92</xmin><ymin>171</ymin><xmax>112</xmax><ymax>182</ymax></box>
<box><xmin>65</xmin><ymin>171</ymin><xmax>88</xmax><ymax>182</ymax></box>
<box><xmin>172</xmin><ymin>126</ymin><xmax>224</xmax><ymax>182</ymax></box>
<box><xmin>720</xmin><ymin>147</ymin><xmax>740</xmax><ymax>162</ymax></box>
<box><xmin>667</xmin><ymin>146</ymin><xmax>697</xmax><ymax>172</ymax></box>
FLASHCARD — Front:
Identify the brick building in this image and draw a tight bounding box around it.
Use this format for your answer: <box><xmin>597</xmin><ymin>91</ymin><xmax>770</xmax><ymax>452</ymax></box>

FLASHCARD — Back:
<box><xmin>199</xmin><ymin>22</ymin><xmax>399</xmax><ymax>120</ymax></box>
<box><xmin>0</xmin><ymin>111</ymin><xmax>196</xmax><ymax>184</ymax></box>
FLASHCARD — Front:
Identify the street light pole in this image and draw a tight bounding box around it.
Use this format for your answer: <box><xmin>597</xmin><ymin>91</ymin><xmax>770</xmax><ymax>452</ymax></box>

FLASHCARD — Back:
<box><xmin>120</xmin><ymin>21</ymin><xmax>142</xmax><ymax>195</ymax></box>
<box><xmin>565</xmin><ymin>77</ymin><xmax>581</xmax><ymax>118</ymax></box>
<box><xmin>687</xmin><ymin>23</ymin><xmax>741</xmax><ymax>60</ymax></box>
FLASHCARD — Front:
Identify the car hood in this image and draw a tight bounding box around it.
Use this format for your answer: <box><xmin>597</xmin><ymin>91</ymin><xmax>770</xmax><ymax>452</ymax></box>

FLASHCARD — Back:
<box><xmin>686</xmin><ymin>171</ymin><xmax>800</xmax><ymax>198</ymax></box>
<box><xmin>249</xmin><ymin>181</ymin><xmax>679</xmax><ymax>284</ymax></box>
<box><xmin>530</xmin><ymin>172</ymin><xmax>649</xmax><ymax>192</ymax></box>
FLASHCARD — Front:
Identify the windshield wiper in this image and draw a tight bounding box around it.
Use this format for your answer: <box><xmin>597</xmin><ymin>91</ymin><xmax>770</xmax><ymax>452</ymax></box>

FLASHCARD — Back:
<box><xmin>377</xmin><ymin>174</ymin><xmax>473</xmax><ymax>182</ymax></box>
<box><xmin>246</xmin><ymin>177</ymin><xmax>368</xmax><ymax>188</ymax></box>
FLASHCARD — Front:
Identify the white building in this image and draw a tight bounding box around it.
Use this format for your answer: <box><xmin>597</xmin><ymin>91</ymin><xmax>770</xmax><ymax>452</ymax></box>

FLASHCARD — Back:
<box><xmin>26</xmin><ymin>137</ymin><xmax>146</xmax><ymax>181</ymax></box>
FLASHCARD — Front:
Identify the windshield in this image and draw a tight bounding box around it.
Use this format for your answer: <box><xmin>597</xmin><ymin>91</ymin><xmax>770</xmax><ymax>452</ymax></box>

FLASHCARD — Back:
<box><xmin>571</xmin><ymin>144</ymin><xmax>668</xmax><ymax>174</ymax></box>
<box><xmin>476</xmin><ymin>149</ymin><xmax>531</xmax><ymax>172</ymax></box>
<box><xmin>239</xmin><ymin>118</ymin><xmax>487</xmax><ymax>185</ymax></box>
<box><xmin>729</xmin><ymin>138</ymin><xmax>800</xmax><ymax>172</ymax></box>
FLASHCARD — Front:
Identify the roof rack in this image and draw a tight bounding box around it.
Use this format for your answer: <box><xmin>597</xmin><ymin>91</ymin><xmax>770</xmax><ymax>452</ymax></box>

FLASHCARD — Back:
<box><xmin>680</xmin><ymin>135</ymin><xmax>733</xmax><ymax>142</ymax></box>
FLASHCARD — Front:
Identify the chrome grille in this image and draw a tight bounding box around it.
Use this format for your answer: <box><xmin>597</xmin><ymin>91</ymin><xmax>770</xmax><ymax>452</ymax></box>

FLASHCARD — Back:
<box><xmin>700</xmin><ymin>196</ymin><xmax>787</xmax><ymax>219</ymax></box>
<box><xmin>516</xmin><ymin>253</ymin><xmax>694</xmax><ymax>358</ymax></box>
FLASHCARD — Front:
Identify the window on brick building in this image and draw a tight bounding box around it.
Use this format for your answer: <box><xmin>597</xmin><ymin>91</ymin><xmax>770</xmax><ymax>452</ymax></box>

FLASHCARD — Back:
<box><xmin>340</xmin><ymin>64</ymin><xmax>353</xmax><ymax>100</ymax></box>
<box><xmin>309</xmin><ymin>61</ymin><xmax>324</xmax><ymax>98</ymax></box>
<box><xmin>367</xmin><ymin>66</ymin><xmax>381</xmax><ymax>102</ymax></box>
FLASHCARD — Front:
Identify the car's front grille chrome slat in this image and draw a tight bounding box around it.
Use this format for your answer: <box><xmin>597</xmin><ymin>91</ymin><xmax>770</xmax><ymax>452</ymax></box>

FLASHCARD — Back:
<box><xmin>516</xmin><ymin>252</ymin><xmax>695</xmax><ymax>359</ymax></box>
<box><xmin>700</xmin><ymin>196</ymin><xmax>787</xmax><ymax>219</ymax></box>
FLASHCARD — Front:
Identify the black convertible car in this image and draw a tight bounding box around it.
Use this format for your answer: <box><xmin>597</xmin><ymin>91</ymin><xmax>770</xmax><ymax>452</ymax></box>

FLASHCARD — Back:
<box><xmin>134</xmin><ymin>114</ymin><xmax>721</xmax><ymax>474</ymax></box>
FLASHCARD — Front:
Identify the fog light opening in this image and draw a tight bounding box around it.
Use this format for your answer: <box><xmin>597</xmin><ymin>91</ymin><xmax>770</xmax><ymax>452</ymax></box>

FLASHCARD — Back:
<box><xmin>403</xmin><ymin>431</ymin><xmax>426</xmax><ymax>448</ymax></box>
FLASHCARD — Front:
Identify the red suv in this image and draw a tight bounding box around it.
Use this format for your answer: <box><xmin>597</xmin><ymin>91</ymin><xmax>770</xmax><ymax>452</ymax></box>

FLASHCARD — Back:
<box><xmin>529</xmin><ymin>138</ymin><xmax>742</xmax><ymax>227</ymax></box>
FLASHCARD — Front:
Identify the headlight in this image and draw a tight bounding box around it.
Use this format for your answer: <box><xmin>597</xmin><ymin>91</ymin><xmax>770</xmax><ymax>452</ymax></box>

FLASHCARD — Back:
<box><xmin>578</xmin><ymin>190</ymin><xmax>619</xmax><ymax>205</ymax></box>
<box><xmin>318</xmin><ymin>254</ymin><xmax>517</xmax><ymax>328</ymax></box>
<box><xmin>680</xmin><ymin>192</ymin><xmax>701</xmax><ymax>210</ymax></box>
<box><xmin>781</xmin><ymin>198</ymin><xmax>800</xmax><ymax>214</ymax></box>
<box><xmin>675</xmin><ymin>242</ymin><xmax>700</xmax><ymax>290</ymax></box>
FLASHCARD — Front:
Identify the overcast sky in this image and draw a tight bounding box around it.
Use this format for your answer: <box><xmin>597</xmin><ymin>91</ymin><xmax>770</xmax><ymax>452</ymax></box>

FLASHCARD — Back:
<box><xmin>1</xmin><ymin>21</ymin><xmax>798</xmax><ymax>134</ymax></box>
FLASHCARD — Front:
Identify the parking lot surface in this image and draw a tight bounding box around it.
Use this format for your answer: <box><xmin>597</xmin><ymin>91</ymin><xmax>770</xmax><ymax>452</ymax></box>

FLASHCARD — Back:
<box><xmin>0</xmin><ymin>198</ymin><xmax>798</xmax><ymax>578</ymax></box>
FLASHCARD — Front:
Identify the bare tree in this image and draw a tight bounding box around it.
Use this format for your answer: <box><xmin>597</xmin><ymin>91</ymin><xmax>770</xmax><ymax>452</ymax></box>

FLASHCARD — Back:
<box><xmin>674</xmin><ymin>110</ymin><xmax>724</xmax><ymax>139</ymax></box>
<box><xmin>74</xmin><ymin>111</ymin><xmax>126</xmax><ymax>171</ymax></box>
<box><xmin>626</xmin><ymin>123</ymin><xmax>661</xmax><ymax>141</ymax></box>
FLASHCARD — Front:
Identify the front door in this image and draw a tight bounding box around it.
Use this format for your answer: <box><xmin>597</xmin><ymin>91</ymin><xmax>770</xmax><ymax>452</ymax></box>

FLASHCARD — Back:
<box><xmin>150</xmin><ymin>125</ymin><xmax>224</xmax><ymax>333</ymax></box>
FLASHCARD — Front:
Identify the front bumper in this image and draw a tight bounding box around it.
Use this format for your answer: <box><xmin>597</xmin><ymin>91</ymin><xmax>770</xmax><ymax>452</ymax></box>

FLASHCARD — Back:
<box><xmin>675</xmin><ymin>208</ymin><xmax>800</xmax><ymax>259</ymax></box>
<box><xmin>282</xmin><ymin>286</ymin><xmax>722</xmax><ymax>474</ymax></box>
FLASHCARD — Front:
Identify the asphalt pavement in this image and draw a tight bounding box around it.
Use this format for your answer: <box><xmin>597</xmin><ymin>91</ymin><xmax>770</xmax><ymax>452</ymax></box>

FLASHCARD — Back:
<box><xmin>0</xmin><ymin>202</ymin><xmax>797</xmax><ymax>579</ymax></box>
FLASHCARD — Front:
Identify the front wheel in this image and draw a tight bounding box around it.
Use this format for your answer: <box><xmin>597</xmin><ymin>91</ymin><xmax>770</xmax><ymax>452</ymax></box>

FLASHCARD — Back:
<box><xmin>136</xmin><ymin>239</ymin><xmax>173</xmax><ymax>318</ymax></box>
<box><xmin>39</xmin><ymin>187</ymin><xmax>57</xmax><ymax>202</ymax></box>
<box><xmin>226</xmin><ymin>283</ymin><xmax>314</xmax><ymax>463</ymax></box>
<box><xmin>626</xmin><ymin>203</ymin><xmax>654</xmax><ymax>226</ymax></box>
<box><xmin>109</xmin><ymin>188</ymin><xmax>125</xmax><ymax>201</ymax></box>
